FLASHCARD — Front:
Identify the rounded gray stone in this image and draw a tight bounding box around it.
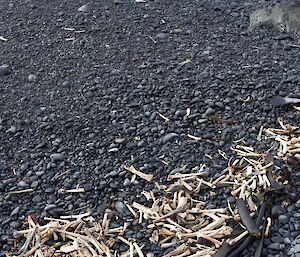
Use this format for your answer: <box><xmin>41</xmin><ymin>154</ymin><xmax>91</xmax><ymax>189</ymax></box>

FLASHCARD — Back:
<box><xmin>115</xmin><ymin>201</ymin><xmax>126</xmax><ymax>217</ymax></box>
<box><xmin>28</xmin><ymin>74</ymin><xmax>37</xmax><ymax>82</ymax></box>
<box><xmin>271</xmin><ymin>205</ymin><xmax>286</xmax><ymax>218</ymax></box>
<box><xmin>10</xmin><ymin>206</ymin><xmax>20</xmax><ymax>216</ymax></box>
<box><xmin>283</xmin><ymin>237</ymin><xmax>292</xmax><ymax>245</ymax></box>
<box><xmin>267</xmin><ymin>242</ymin><xmax>283</xmax><ymax>251</ymax></box>
<box><xmin>50</xmin><ymin>153</ymin><xmax>65</xmax><ymax>162</ymax></box>
<box><xmin>78</xmin><ymin>4</ymin><xmax>89</xmax><ymax>12</ymax></box>
<box><xmin>278</xmin><ymin>215</ymin><xmax>289</xmax><ymax>225</ymax></box>
<box><xmin>205</xmin><ymin>107</ymin><xmax>215</xmax><ymax>116</ymax></box>
<box><xmin>162</xmin><ymin>133</ymin><xmax>179</xmax><ymax>144</ymax></box>
<box><xmin>123</xmin><ymin>178</ymin><xmax>131</xmax><ymax>187</ymax></box>
<box><xmin>0</xmin><ymin>65</ymin><xmax>11</xmax><ymax>76</ymax></box>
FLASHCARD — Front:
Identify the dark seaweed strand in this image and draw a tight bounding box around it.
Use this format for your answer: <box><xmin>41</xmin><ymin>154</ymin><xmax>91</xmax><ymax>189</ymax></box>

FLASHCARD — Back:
<box><xmin>213</xmin><ymin>235</ymin><xmax>249</xmax><ymax>257</ymax></box>
<box><xmin>236</xmin><ymin>198</ymin><xmax>260</xmax><ymax>237</ymax></box>
<box><xmin>253</xmin><ymin>216</ymin><xmax>268</xmax><ymax>257</ymax></box>
<box><xmin>213</xmin><ymin>202</ymin><xmax>266</xmax><ymax>257</ymax></box>
<box><xmin>226</xmin><ymin>202</ymin><xmax>267</xmax><ymax>257</ymax></box>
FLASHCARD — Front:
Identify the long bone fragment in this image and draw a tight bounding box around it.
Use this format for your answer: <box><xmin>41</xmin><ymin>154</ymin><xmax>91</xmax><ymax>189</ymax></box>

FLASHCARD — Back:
<box><xmin>124</xmin><ymin>165</ymin><xmax>153</xmax><ymax>182</ymax></box>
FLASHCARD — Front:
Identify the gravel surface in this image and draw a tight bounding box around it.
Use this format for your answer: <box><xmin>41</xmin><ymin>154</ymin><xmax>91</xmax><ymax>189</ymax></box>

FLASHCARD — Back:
<box><xmin>0</xmin><ymin>0</ymin><xmax>300</xmax><ymax>256</ymax></box>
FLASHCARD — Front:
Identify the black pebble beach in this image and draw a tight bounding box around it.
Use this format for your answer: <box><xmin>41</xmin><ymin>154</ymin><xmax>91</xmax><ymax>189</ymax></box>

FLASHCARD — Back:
<box><xmin>0</xmin><ymin>0</ymin><xmax>300</xmax><ymax>256</ymax></box>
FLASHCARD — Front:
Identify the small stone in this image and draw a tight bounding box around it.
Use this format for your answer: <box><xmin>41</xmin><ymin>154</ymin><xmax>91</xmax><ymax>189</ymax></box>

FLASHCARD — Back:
<box><xmin>50</xmin><ymin>153</ymin><xmax>65</xmax><ymax>162</ymax></box>
<box><xmin>10</xmin><ymin>206</ymin><xmax>20</xmax><ymax>216</ymax></box>
<box><xmin>31</xmin><ymin>180</ymin><xmax>39</xmax><ymax>187</ymax></box>
<box><xmin>108</xmin><ymin>148</ymin><xmax>119</xmax><ymax>152</ymax></box>
<box><xmin>17</xmin><ymin>181</ymin><xmax>28</xmax><ymax>187</ymax></box>
<box><xmin>109</xmin><ymin>170</ymin><xmax>119</xmax><ymax>177</ymax></box>
<box><xmin>115</xmin><ymin>201</ymin><xmax>126</xmax><ymax>217</ymax></box>
<box><xmin>289</xmin><ymin>244</ymin><xmax>300</xmax><ymax>255</ymax></box>
<box><xmin>162</xmin><ymin>133</ymin><xmax>179</xmax><ymax>143</ymax></box>
<box><xmin>271</xmin><ymin>205</ymin><xmax>286</xmax><ymax>218</ymax></box>
<box><xmin>137</xmin><ymin>140</ymin><xmax>145</xmax><ymax>147</ymax></box>
<box><xmin>267</xmin><ymin>242</ymin><xmax>282</xmax><ymax>251</ymax></box>
<box><xmin>283</xmin><ymin>237</ymin><xmax>292</xmax><ymax>244</ymax></box>
<box><xmin>28</xmin><ymin>74</ymin><xmax>37</xmax><ymax>82</ymax></box>
<box><xmin>44</xmin><ymin>204</ymin><xmax>57</xmax><ymax>211</ymax></box>
<box><xmin>10</xmin><ymin>221</ymin><xmax>20</xmax><ymax>229</ymax></box>
<box><xmin>32</xmin><ymin>194</ymin><xmax>43</xmax><ymax>203</ymax></box>
<box><xmin>123</xmin><ymin>178</ymin><xmax>131</xmax><ymax>187</ymax></box>
<box><xmin>271</xmin><ymin>236</ymin><xmax>283</xmax><ymax>243</ymax></box>
<box><xmin>0</xmin><ymin>182</ymin><xmax>5</xmax><ymax>191</ymax></box>
<box><xmin>288</xmin><ymin>192</ymin><xmax>298</xmax><ymax>202</ymax></box>
<box><xmin>170</xmin><ymin>28</ymin><xmax>182</xmax><ymax>34</ymax></box>
<box><xmin>278</xmin><ymin>215</ymin><xmax>289</xmax><ymax>225</ymax></box>
<box><xmin>109</xmin><ymin>182</ymin><xmax>118</xmax><ymax>189</ymax></box>
<box><xmin>156</xmin><ymin>33</ymin><xmax>168</xmax><ymax>39</ymax></box>
<box><xmin>48</xmin><ymin>208</ymin><xmax>65</xmax><ymax>216</ymax></box>
<box><xmin>227</xmin><ymin>196</ymin><xmax>235</xmax><ymax>203</ymax></box>
<box><xmin>215</xmin><ymin>101</ymin><xmax>225</xmax><ymax>109</ymax></box>
<box><xmin>0</xmin><ymin>65</ymin><xmax>11</xmax><ymax>76</ymax></box>
<box><xmin>136</xmin><ymin>232</ymin><xmax>144</xmax><ymax>239</ymax></box>
<box><xmin>62</xmin><ymin>81</ymin><xmax>69</xmax><ymax>87</ymax></box>
<box><xmin>78</xmin><ymin>4</ymin><xmax>89</xmax><ymax>12</ymax></box>
<box><xmin>113</xmin><ymin>0</ymin><xmax>123</xmax><ymax>4</ymax></box>
<box><xmin>205</xmin><ymin>107</ymin><xmax>215</xmax><ymax>116</ymax></box>
<box><xmin>6</xmin><ymin>126</ymin><xmax>17</xmax><ymax>134</ymax></box>
<box><xmin>294</xmin><ymin>224</ymin><xmax>300</xmax><ymax>231</ymax></box>
<box><xmin>45</xmin><ymin>187</ymin><xmax>54</xmax><ymax>193</ymax></box>
<box><xmin>115</xmin><ymin>138</ymin><xmax>125</xmax><ymax>144</ymax></box>
<box><xmin>292</xmin><ymin>244</ymin><xmax>300</xmax><ymax>253</ymax></box>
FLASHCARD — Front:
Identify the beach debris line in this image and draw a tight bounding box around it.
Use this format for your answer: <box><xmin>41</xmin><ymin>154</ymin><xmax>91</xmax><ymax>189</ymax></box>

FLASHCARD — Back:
<box><xmin>8</xmin><ymin>119</ymin><xmax>299</xmax><ymax>256</ymax></box>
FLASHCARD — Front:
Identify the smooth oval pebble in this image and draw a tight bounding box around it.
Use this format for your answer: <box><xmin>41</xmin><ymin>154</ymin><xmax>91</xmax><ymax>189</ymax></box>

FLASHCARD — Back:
<box><xmin>44</xmin><ymin>204</ymin><xmax>57</xmax><ymax>211</ymax></box>
<box><xmin>162</xmin><ymin>133</ymin><xmax>179</xmax><ymax>143</ymax></box>
<box><xmin>271</xmin><ymin>205</ymin><xmax>286</xmax><ymax>218</ymax></box>
<box><xmin>50</xmin><ymin>153</ymin><xmax>65</xmax><ymax>162</ymax></box>
<box><xmin>205</xmin><ymin>107</ymin><xmax>215</xmax><ymax>116</ymax></box>
<box><xmin>6</xmin><ymin>126</ymin><xmax>17</xmax><ymax>134</ymax></box>
<box><xmin>268</xmin><ymin>242</ymin><xmax>283</xmax><ymax>251</ymax></box>
<box><xmin>115</xmin><ymin>201</ymin><xmax>126</xmax><ymax>217</ymax></box>
<box><xmin>28</xmin><ymin>74</ymin><xmax>37</xmax><ymax>82</ymax></box>
<box><xmin>10</xmin><ymin>206</ymin><xmax>20</xmax><ymax>216</ymax></box>
<box><xmin>278</xmin><ymin>215</ymin><xmax>289</xmax><ymax>225</ymax></box>
<box><xmin>284</xmin><ymin>238</ymin><xmax>292</xmax><ymax>244</ymax></box>
<box><xmin>123</xmin><ymin>178</ymin><xmax>131</xmax><ymax>187</ymax></box>
<box><xmin>31</xmin><ymin>180</ymin><xmax>39</xmax><ymax>187</ymax></box>
<box><xmin>0</xmin><ymin>65</ymin><xmax>11</xmax><ymax>76</ymax></box>
<box><xmin>17</xmin><ymin>181</ymin><xmax>28</xmax><ymax>187</ymax></box>
<box><xmin>78</xmin><ymin>4</ymin><xmax>89</xmax><ymax>12</ymax></box>
<box><xmin>10</xmin><ymin>221</ymin><xmax>20</xmax><ymax>229</ymax></box>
